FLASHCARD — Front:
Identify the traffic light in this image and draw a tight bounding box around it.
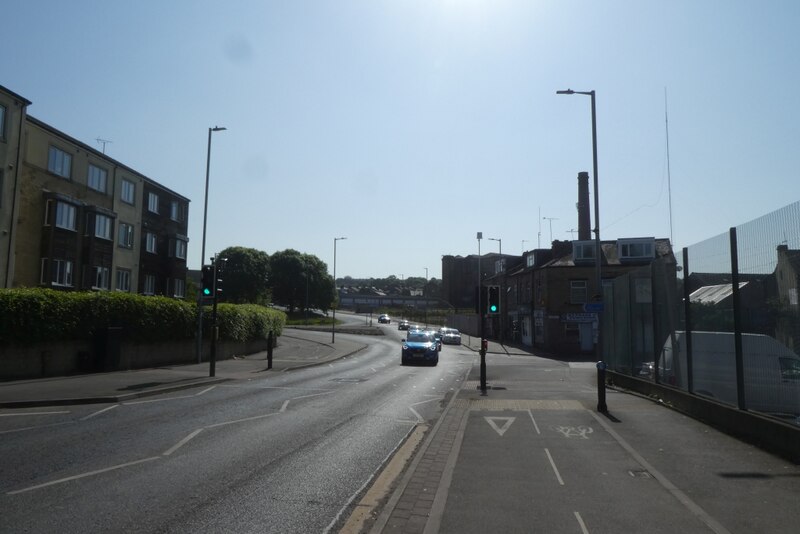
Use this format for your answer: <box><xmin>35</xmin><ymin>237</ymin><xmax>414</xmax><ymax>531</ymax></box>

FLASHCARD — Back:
<box><xmin>487</xmin><ymin>285</ymin><xmax>500</xmax><ymax>314</ymax></box>
<box><xmin>201</xmin><ymin>265</ymin><xmax>214</xmax><ymax>298</ymax></box>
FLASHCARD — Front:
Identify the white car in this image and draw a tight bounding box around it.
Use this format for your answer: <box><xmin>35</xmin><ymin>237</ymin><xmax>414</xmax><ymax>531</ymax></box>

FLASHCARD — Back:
<box><xmin>439</xmin><ymin>327</ymin><xmax>462</xmax><ymax>345</ymax></box>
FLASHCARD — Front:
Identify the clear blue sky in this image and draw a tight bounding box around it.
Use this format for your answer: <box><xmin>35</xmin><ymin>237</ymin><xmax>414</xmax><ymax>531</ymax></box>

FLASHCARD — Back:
<box><xmin>4</xmin><ymin>0</ymin><xmax>798</xmax><ymax>279</ymax></box>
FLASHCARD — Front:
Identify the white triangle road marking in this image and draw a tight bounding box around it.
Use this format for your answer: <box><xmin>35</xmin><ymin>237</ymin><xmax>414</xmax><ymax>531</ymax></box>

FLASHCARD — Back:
<box><xmin>485</xmin><ymin>416</ymin><xmax>516</xmax><ymax>436</ymax></box>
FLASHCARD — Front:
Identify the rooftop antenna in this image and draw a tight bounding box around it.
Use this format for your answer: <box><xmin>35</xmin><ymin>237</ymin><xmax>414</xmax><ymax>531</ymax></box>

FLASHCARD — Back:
<box><xmin>537</xmin><ymin>206</ymin><xmax>542</xmax><ymax>248</ymax></box>
<box><xmin>665</xmin><ymin>88</ymin><xmax>674</xmax><ymax>246</ymax></box>
<box><xmin>566</xmin><ymin>228</ymin><xmax>578</xmax><ymax>238</ymax></box>
<box><xmin>96</xmin><ymin>137</ymin><xmax>113</xmax><ymax>154</ymax></box>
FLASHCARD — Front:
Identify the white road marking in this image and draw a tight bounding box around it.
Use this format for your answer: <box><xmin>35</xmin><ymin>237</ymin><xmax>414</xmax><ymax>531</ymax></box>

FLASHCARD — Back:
<box><xmin>408</xmin><ymin>406</ymin><xmax>424</xmax><ymax>423</ymax></box>
<box><xmin>81</xmin><ymin>405</ymin><xmax>119</xmax><ymax>420</ymax></box>
<box><xmin>527</xmin><ymin>410</ymin><xmax>541</xmax><ymax>435</ymax></box>
<box><xmin>588</xmin><ymin>410</ymin><xmax>732</xmax><ymax>534</ymax></box>
<box><xmin>163</xmin><ymin>429</ymin><xmax>203</xmax><ymax>456</ymax></box>
<box><xmin>6</xmin><ymin>456</ymin><xmax>161</xmax><ymax>495</ymax></box>
<box><xmin>545</xmin><ymin>448</ymin><xmax>565</xmax><ymax>485</ymax></box>
<box><xmin>575</xmin><ymin>511</ymin><xmax>590</xmax><ymax>534</ymax></box>
<box><xmin>0</xmin><ymin>421</ymin><xmax>72</xmax><ymax>435</ymax></box>
<box><xmin>205</xmin><ymin>411</ymin><xmax>280</xmax><ymax>429</ymax></box>
<box><xmin>485</xmin><ymin>417</ymin><xmax>515</xmax><ymax>436</ymax></box>
<box><xmin>280</xmin><ymin>400</ymin><xmax>290</xmax><ymax>413</ymax></box>
<box><xmin>0</xmin><ymin>411</ymin><xmax>69</xmax><ymax>417</ymax></box>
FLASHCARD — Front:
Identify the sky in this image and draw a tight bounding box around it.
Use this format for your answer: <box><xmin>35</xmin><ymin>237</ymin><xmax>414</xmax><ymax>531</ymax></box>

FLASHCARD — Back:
<box><xmin>3</xmin><ymin>0</ymin><xmax>799</xmax><ymax>280</ymax></box>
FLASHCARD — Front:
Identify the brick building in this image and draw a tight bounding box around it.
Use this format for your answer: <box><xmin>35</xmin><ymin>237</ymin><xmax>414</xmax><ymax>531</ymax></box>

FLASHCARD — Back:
<box><xmin>0</xmin><ymin>84</ymin><xmax>189</xmax><ymax>296</ymax></box>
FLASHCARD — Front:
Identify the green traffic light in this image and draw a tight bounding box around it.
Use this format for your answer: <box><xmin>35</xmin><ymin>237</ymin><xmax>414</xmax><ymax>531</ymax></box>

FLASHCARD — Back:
<box><xmin>203</xmin><ymin>288</ymin><xmax>211</xmax><ymax>296</ymax></box>
<box><xmin>490</xmin><ymin>305</ymin><xmax>498</xmax><ymax>312</ymax></box>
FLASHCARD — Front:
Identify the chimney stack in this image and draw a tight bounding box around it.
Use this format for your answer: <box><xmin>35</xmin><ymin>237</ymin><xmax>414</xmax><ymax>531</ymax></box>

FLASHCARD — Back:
<box><xmin>577</xmin><ymin>171</ymin><xmax>591</xmax><ymax>240</ymax></box>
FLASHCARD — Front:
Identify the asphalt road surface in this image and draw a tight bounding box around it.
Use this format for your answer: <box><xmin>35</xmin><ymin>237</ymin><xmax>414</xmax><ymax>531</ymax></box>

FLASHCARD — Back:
<box><xmin>0</xmin><ymin>325</ymin><xmax>473</xmax><ymax>533</ymax></box>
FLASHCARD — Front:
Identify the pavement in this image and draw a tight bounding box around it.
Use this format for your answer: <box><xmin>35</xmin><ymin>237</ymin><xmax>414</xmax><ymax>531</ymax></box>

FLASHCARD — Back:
<box><xmin>0</xmin><ymin>328</ymin><xmax>367</xmax><ymax>408</ymax></box>
<box><xmin>3</xmin><ymin>328</ymin><xmax>798</xmax><ymax>533</ymax></box>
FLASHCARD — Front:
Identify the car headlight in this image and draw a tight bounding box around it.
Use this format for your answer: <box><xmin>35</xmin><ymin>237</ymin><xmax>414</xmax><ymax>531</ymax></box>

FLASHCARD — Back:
<box><xmin>402</xmin><ymin>344</ymin><xmax>409</xmax><ymax>351</ymax></box>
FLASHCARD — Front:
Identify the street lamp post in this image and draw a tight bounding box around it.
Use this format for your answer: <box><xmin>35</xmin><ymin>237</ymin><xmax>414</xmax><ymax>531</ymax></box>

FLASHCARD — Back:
<box><xmin>557</xmin><ymin>88</ymin><xmax>602</xmax><ymax>362</ymax></box>
<box><xmin>488</xmin><ymin>237</ymin><xmax>502</xmax><ymax>255</ymax></box>
<box><xmin>196</xmin><ymin>126</ymin><xmax>226</xmax><ymax>364</ymax></box>
<box><xmin>331</xmin><ymin>237</ymin><xmax>347</xmax><ymax>343</ymax></box>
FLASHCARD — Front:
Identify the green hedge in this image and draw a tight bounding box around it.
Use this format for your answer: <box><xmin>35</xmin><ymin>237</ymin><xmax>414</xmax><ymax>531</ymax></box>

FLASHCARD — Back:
<box><xmin>0</xmin><ymin>289</ymin><xmax>285</xmax><ymax>345</ymax></box>
<box><xmin>208</xmin><ymin>303</ymin><xmax>285</xmax><ymax>342</ymax></box>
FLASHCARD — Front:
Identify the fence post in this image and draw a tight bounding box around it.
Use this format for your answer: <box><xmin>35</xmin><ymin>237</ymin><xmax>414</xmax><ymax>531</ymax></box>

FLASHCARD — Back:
<box><xmin>730</xmin><ymin>227</ymin><xmax>746</xmax><ymax>410</ymax></box>
<box><xmin>682</xmin><ymin>247</ymin><xmax>694</xmax><ymax>394</ymax></box>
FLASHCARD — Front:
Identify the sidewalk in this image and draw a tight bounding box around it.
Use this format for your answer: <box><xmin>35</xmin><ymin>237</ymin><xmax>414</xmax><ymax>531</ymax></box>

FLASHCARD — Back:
<box><xmin>369</xmin><ymin>342</ymin><xmax>800</xmax><ymax>534</ymax></box>
<box><xmin>0</xmin><ymin>328</ymin><xmax>366</xmax><ymax>408</ymax></box>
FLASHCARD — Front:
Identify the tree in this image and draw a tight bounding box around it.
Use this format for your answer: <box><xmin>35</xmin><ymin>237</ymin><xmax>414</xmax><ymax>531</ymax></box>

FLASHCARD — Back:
<box><xmin>217</xmin><ymin>246</ymin><xmax>271</xmax><ymax>304</ymax></box>
<box><xmin>270</xmin><ymin>249</ymin><xmax>334</xmax><ymax>313</ymax></box>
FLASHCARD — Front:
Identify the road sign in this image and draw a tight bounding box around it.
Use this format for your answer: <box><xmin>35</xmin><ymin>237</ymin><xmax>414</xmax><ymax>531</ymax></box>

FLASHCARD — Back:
<box><xmin>583</xmin><ymin>302</ymin><xmax>604</xmax><ymax>313</ymax></box>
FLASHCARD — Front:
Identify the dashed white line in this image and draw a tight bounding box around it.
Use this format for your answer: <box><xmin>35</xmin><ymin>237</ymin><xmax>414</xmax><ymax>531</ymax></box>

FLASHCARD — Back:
<box><xmin>545</xmin><ymin>448</ymin><xmax>564</xmax><ymax>485</ymax></box>
<box><xmin>574</xmin><ymin>511</ymin><xmax>590</xmax><ymax>534</ymax></box>
<box><xmin>7</xmin><ymin>457</ymin><xmax>161</xmax><ymax>495</ymax></box>
<box><xmin>527</xmin><ymin>409</ymin><xmax>541</xmax><ymax>435</ymax></box>
<box><xmin>81</xmin><ymin>405</ymin><xmax>119</xmax><ymax>420</ymax></box>
<box><xmin>0</xmin><ymin>410</ymin><xmax>70</xmax><ymax>417</ymax></box>
<box><xmin>163</xmin><ymin>429</ymin><xmax>203</xmax><ymax>456</ymax></box>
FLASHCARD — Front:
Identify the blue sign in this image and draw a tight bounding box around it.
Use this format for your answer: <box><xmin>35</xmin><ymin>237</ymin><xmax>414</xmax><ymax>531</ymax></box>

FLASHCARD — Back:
<box><xmin>583</xmin><ymin>302</ymin><xmax>604</xmax><ymax>313</ymax></box>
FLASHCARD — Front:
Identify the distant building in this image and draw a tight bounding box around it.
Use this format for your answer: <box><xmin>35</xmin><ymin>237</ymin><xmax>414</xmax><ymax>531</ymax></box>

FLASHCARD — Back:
<box><xmin>0</xmin><ymin>84</ymin><xmax>190</xmax><ymax>296</ymax></box>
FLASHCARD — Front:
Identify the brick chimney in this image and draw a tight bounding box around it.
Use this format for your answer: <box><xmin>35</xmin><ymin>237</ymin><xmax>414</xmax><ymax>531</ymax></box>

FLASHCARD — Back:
<box><xmin>577</xmin><ymin>172</ymin><xmax>591</xmax><ymax>241</ymax></box>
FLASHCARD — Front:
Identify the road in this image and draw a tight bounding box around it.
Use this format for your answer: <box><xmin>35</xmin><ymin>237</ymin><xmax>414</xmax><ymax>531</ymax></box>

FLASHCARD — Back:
<box><xmin>0</xmin><ymin>323</ymin><xmax>472</xmax><ymax>533</ymax></box>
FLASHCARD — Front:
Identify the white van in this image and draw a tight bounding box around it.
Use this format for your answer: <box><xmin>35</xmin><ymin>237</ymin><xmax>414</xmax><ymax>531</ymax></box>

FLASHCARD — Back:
<box><xmin>657</xmin><ymin>331</ymin><xmax>800</xmax><ymax>418</ymax></box>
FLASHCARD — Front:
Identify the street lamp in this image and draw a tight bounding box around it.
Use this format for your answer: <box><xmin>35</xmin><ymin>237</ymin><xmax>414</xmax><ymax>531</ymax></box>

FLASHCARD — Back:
<box><xmin>557</xmin><ymin>88</ymin><xmax>602</xmax><ymax>359</ymax></box>
<box><xmin>331</xmin><ymin>236</ymin><xmax>347</xmax><ymax>343</ymax></box>
<box><xmin>196</xmin><ymin>125</ymin><xmax>226</xmax><ymax>364</ymax></box>
<box><xmin>521</xmin><ymin>239</ymin><xmax>529</xmax><ymax>253</ymax></box>
<box><xmin>488</xmin><ymin>237</ymin><xmax>502</xmax><ymax>255</ymax></box>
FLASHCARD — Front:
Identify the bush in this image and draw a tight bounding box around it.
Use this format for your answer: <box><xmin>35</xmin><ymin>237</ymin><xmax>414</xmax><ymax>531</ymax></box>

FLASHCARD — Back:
<box><xmin>0</xmin><ymin>289</ymin><xmax>285</xmax><ymax>345</ymax></box>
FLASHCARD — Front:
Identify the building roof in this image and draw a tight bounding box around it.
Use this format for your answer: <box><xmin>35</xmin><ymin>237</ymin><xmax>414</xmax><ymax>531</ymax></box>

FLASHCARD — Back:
<box><xmin>689</xmin><ymin>282</ymin><xmax>748</xmax><ymax>305</ymax></box>
<box><xmin>26</xmin><ymin>115</ymin><xmax>190</xmax><ymax>202</ymax></box>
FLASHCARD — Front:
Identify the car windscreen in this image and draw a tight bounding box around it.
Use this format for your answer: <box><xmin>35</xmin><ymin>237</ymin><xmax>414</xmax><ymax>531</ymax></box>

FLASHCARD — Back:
<box><xmin>407</xmin><ymin>333</ymin><xmax>432</xmax><ymax>343</ymax></box>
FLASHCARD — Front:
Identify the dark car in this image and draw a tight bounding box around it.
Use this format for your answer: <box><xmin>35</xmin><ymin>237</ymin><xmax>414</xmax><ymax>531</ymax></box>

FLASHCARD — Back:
<box><xmin>401</xmin><ymin>330</ymin><xmax>439</xmax><ymax>366</ymax></box>
<box><xmin>378</xmin><ymin>314</ymin><xmax>391</xmax><ymax>324</ymax></box>
<box><xmin>398</xmin><ymin>320</ymin><xmax>410</xmax><ymax>330</ymax></box>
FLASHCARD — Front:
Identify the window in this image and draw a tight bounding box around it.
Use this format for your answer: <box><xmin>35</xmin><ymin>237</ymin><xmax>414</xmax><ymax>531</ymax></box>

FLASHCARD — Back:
<box><xmin>174</xmin><ymin>278</ymin><xmax>185</xmax><ymax>298</ymax></box>
<box><xmin>52</xmin><ymin>259</ymin><xmax>74</xmax><ymax>286</ymax></box>
<box><xmin>170</xmin><ymin>200</ymin><xmax>183</xmax><ymax>221</ymax></box>
<box><xmin>51</xmin><ymin>201</ymin><xmax>76</xmax><ymax>230</ymax></box>
<box><xmin>618</xmin><ymin>238</ymin><xmax>655</xmax><ymax>261</ymax></box>
<box><xmin>118</xmin><ymin>222</ymin><xmax>134</xmax><ymax>248</ymax></box>
<box><xmin>48</xmin><ymin>146</ymin><xmax>72</xmax><ymax>178</ymax></box>
<box><xmin>121</xmin><ymin>179</ymin><xmax>135</xmax><ymax>204</ymax></box>
<box><xmin>573</xmin><ymin>241</ymin><xmax>596</xmax><ymax>262</ymax></box>
<box><xmin>94</xmin><ymin>214</ymin><xmax>112</xmax><ymax>240</ymax></box>
<box><xmin>146</xmin><ymin>232</ymin><xmax>158</xmax><ymax>253</ymax></box>
<box><xmin>0</xmin><ymin>104</ymin><xmax>6</xmax><ymax>140</ymax></box>
<box><xmin>116</xmin><ymin>269</ymin><xmax>131</xmax><ymax>292</ymax></box>
<box><xmin>148</xmin><ymin>192</ymin><xmax>159</xmax><ymax>213</ymax></box>
<box><xmin>93</xmin><ymin>266</ymin><xmax>110</xmax><ymax>290</ymax></box>
<box><xmin>87</xmin><ymin>164</ymin><xmax>108</xmax><ymax>193</ymax></box>
<box><xmin>174</xmin><ymin>239</ymin><xmax>187</xmax><ymax>259</ymax></box>
<box><xmin>570</xmin><ymin>280</ymin><xmax>588</xmax><ymax>304</ymax></box>
<box><xmin>526</xmin><ymin>253</ymin><xmax>535</xmax><ymax>268</ymax></box>
<box><xmin>143</xmin><ymin>274</ymin><xmax>156</xmax><ymax>295</ymax></box>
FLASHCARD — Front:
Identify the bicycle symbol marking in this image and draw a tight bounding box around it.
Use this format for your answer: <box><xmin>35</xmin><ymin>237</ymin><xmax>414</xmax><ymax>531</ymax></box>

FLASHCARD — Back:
<box><xmin>554</xmin><ymin>426</ymin><xmax>593</xmax><ymax>439</ymax></box>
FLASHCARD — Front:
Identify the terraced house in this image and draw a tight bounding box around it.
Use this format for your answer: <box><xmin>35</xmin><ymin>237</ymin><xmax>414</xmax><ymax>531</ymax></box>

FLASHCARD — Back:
<box><xmin>0</xmin><ymin>84</ymin><xmax>189</xmax><ymax>296</ymax></box>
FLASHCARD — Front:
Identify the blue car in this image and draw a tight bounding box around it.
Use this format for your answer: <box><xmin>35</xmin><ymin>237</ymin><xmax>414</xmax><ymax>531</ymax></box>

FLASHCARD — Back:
<box><xmin>401</xmin><ymin>330</ymin><xmax>439</xmax><ymax>366</ymax></box>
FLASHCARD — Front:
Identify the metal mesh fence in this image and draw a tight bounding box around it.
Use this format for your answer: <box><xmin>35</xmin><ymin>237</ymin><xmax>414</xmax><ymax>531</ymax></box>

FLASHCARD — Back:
<box><xmin>604</xmin><ymin>201</ymin><xmax>800</xmax><ymax>424</ymax></box>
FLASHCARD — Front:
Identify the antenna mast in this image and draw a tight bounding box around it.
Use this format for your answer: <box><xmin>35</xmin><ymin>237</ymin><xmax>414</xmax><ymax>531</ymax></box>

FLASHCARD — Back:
<box><xmin>96</xmin><ymin>137</ymin><xmax>113</xmax><ymax>154</ymax></box>
<box><xmin>665</xmin><ymin>89</ymin><xmax>674</xmax><ymax>246</ymax></box>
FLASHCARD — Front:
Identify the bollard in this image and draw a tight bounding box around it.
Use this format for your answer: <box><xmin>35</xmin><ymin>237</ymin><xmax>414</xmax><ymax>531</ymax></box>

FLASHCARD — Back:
<box><xmin>479</xmin><ymin>339</ymin><xmax>488</xmax><ymax>392</ymax></box>
<box><xmin>596</xmin><ymin>361</ymin><xmax>608</xmax><ymax>413</ymax></box>
<box><xmin>267</xmin><ymin>331</ymin><xmax>274</xmax><ymax>370</ymax></box>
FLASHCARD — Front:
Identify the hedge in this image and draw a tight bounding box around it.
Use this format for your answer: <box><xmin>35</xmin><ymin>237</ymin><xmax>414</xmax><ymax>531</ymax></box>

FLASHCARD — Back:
<box><xmin>0</xmin><ymin>288</ymin><xmax>285</xmax><ymax>345</ymax></box>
